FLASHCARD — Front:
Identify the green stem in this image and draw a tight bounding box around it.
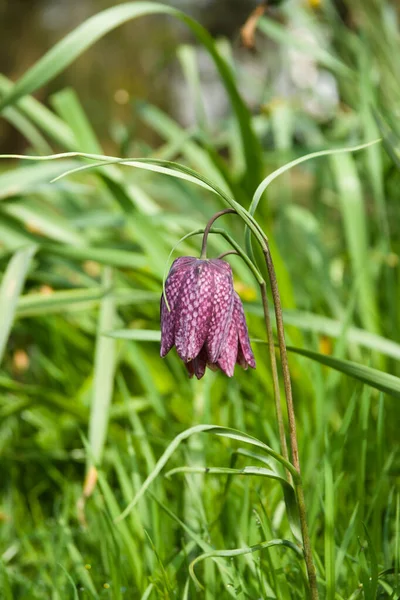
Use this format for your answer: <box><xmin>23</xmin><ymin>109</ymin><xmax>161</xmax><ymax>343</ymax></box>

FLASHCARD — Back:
<box><xmin>215</xmin><ymin>247</ymin><xmax>290</xmax><ymax>478</ymax></box>
<box><xmin>263</xmin><ymin>243</ymin><xmax>319</xmax><ymax>600</ymax></box>
<box><xmin>260</xmin><ymin>281</ymin><xmax>291</xmax><ymax>481</ymax></box>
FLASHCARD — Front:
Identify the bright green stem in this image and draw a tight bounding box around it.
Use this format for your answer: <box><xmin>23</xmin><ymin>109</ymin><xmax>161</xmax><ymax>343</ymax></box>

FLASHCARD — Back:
<box><xmin>263</xmin><ymin>243</ymin><xmax>319</xmax><ymax>600</ymax></box>
<box><xmin>260</xmin><ymin>281</ymin><xmax>291</xmax><ymax>481</ymax></box>
<box><xmin>216</xmin><ymin>249</ymin><xmax>290</xmax><ymax>479</ymax></box>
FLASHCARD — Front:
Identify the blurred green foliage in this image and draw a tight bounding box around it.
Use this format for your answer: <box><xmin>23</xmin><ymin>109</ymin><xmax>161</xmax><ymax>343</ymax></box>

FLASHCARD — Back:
<box><xmin>1</xmin><ymin>1</ymin><xmax>400</xmax><ymax>598</ymax></box>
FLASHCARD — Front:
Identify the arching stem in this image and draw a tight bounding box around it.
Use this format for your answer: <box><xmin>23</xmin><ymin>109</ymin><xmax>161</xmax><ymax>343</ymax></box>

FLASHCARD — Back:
<box><xmin>200</xmin><ymin>209</ymin><xmax>237</xmax><ymax>259</ymax></box>
<box><xmin>216</xmin><ymin>249</ymin><xmax>290</xmax><ymax>479</ymax></box>
<box><xmin>260</xmin><ymin>281</ymin><xmax>291</xmax><ymax>481</ymax></box>
<box><xmin>263</xmin><ymin>242</ymin><xmax>319</xmax><ymax>599</ymax></box>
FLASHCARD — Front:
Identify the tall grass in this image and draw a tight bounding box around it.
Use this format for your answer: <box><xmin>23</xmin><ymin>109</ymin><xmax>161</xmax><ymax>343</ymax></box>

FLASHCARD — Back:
<box><xmin>1</xmin><ymin>1</ymin><xmax>400</xmax><ymax>598</ymax></box>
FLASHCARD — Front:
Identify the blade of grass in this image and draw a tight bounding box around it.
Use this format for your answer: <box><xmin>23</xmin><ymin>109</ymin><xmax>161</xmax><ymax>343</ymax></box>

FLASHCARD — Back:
<box><xmin>116</xmin><ymin>424</ymin><xmax>299</xmax><ymax>522</ymax></box>
<box><xmin>0</xmin><ymin>244</ymin><xmax>37</xmax><ymax>364</ymax></box>
<box><xmin>50</xmin><ymin>88</ymin><xmax>103</xmax><ymax>154</ymax></box>
<box><xmin>0</xmin><ymin>2</ymin><xmax>262</xmax><ymax>187</ymax></box>
<box><xmin>176</xmin><ymin>45</ymin><xmax>207</xmax><ymax>131</ymax></box>
<box><xmin>103</xmin><ymin>328</ymin><xmax>400</xmax><ymax>399</ymax></box>
<box><xmin>324</xmin><ymin>455</ymin><xmax>335</xmax><ymax>600</ymax></box>
<box><xmin>166</xmin><ymin>464</ymin><xmax>302</xmax><ymax>543</ymax></box>
<box><xmin>0</xmin><ymin>560</ymin><xmax>13</xmax><ymax>600</ymax></box>
<box><xmin>136</xmin><ymin>102</ymin><xmax>230</xmax><ymax>194</ymax></box>
<box><xmin>1</xmin><ymin>106</ymin><xmax>52</xmax><ymax>154</ymax></box>
<box><xmin>286</xmin><ymin>345</ymin><xmax>400</xmax><ymax>399</ymax></box>
<box><xmin>57</xmin><ymin>564</ymin><xmax>79</xmax><ymax>600</ymax></box>
<box><xmin>1</xmin><ymin>200</ymin><xmax>86</xmax><ymax>246</ymax></box>
<box><xmin>331</xmin><ymin>152</ymin><xmax>378</xmax><ymax>333</ymax></box>
<box><xmin>189</xmin><ymin>538</ymin><xmax>303</xmax><ymax>590</ymax></box>
<box><xmin>245</xmin><ymin>139</ymin><xmax>381</xmax><ymax>259</ymax></box>
<box><xmin>0</xmin><ymin>74</ymin><xmax>76</xmax><ymax>149</ymax></box>
<box><xmin>40</xmin><ymin>243</ymin><xmax>148</xmax><ymax>270</ymax></box>
<box><xmin>16</xmin><ymin>289</ymin><xmax>159</xmax><ymax>318</ymax></box>
<box><xmin>88</xmin><ymin>267</ymin><xmax>117</xmax><ymax>466</ymax></box>
<box><xmin>0</xmin><ymin>152</ymin><xmax>266</xmax><ymax>247</ymax></box>
<box><xmin>109</xmin><ymin>300</ymin><xmax>400</xmax><ymax>360</ymax></box>
<box><xmin>0</xmin><ymin>160</ymin><xmax>80</xmax><ymax>201</ymax></box>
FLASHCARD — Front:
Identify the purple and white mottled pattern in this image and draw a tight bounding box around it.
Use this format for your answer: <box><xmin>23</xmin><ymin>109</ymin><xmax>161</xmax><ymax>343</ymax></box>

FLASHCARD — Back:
<box><xmin>235</xmin><ymin>292</ymin><xmax>256</xmax><ymax>369</ymax></box>
<box><xmin>160</xmin><ymin>256</ymin><xmax>256</xmax><ymax>378</ymax></box>
<box><xmin>206</xmin><ymin>259</ymin><xmax>234</xmax><ymax>362</ymax></box>
<box><xmin>217</xmin><ymin>308</ymin><xmax>239</xmax><ymax>377</ymax></box>
<box><xmin>160</xmin><ymin>257</ymin><xmax>197</xmax><ymax>357</ymax></box>
<box><xmin>174</xmin><ymin>260</ymin><xmax>215</xmax><ymax>362</ymax></box>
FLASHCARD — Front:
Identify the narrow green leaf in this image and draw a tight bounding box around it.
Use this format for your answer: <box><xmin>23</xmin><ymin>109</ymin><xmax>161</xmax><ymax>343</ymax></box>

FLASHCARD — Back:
<box><xmin>374</xmin><ymin>110</ymin><xmax>400</xmax><ymax>171</ymax></box>
<box><xmin>286</xmin><ymin>345</ymin><xmax>400</xmax><ymax>399</ymax></box>
<box><xmin>106</xmin><ymin>328</ymin><xmax>400</xmax><ymax>399</ymax></box>
<box><xmin>189</xmin><ymin>538</ymin><xmax>303</xmax><ymax>590</ymax></box>
<box><xmin>1</xmin><ymin>199</ymin><xmax>85</xmax><ymax>246</ymax></box>
<box><xmin>51</xmin><ymin>88</ymin><xmax>103</xmax><ymax>154</ymax></box>
<box><xmin>17</xmin><ymin>289</ymin><xmax>159</xmax><ymax>318</ymax></box>
<box><xmin>0</xmin><ymin>245</ymin><xmax>37</xmax><ymax>364</ymax></box>
<box><xmin>16</xmin><ymin>288</ymin><xmax>106</xmax><ymax>317</ymax></box>
<box><xmin>331</xmin><ymin>152</ymin><xmax>378</xmax><ymax>332</ymax></box>
<box><xmin>115</xmin><ymin>424</ymin><xmax>298</xmax><ymax>522</ymax></box>
<box><xmin>0</xmin><ymin>2</ymin><xmax>262</xmax><ymax>184</ymax></box>
<box><xmin>41</xmin><ymin>243</ymin><xmax>148</xmax><ymax>270</ymax></box>
<box><xmin>0</xmin><ymin>152</ymin><xmax>265</xmax><ymax>246</ymax></box>
<box><xmin>1</xmin><ymin>106</ymin><xmax>52</xmax><ymax>154</ymax></box>
<box><xmin>0</xmin><ymin>160</ymin><xmax>80</xmax><ymax>200</ymax></box>
<box><xmin>362</xmin><ymin>524</ymin><xmax>379</xmax><ymax>599</ymax></box>
<box><xmin>106</xmin><ymin>329</ymin><xmax>160</xmax><ymax>342</ymax></box>
<box><xmin>165</xmin><ymin>464</ymin><xmax>302</xmax><ymax>544</ymax></box>
<box><xmin>88</xmin><ymin>267</ymin><xmax>117</xmax><ymax>465</ymax></box>
<box><xmin>57</xmin><ymin>564</ymin><xmax>79</xmax><ymax>600</ymax></box>
<box><xmin>165</xmin><ymin>464</ymin><xmax>291</xmax><ymax>484</ymax></box>
<box><xmin>0</xmin><ymin>74</ymin><xmax>76</xmax><ymax>149</ymax></box>
<box><xmin>324</xmin><ymin>456</ymin><xmax>335</xmax><ymax>600</ymax></box>
<box><xmin>177</xmin><ymin>44</ymin><xmax>207</xmax><ymax>131</ymax></box>
<box><xmin>245</xmin><ymin>140</ymin><xmax>381</xmax><ymax>258</ymax></box>
<box><xmin>137</xmin><ymin>102</ymin><xmax>230</xmax><ymax>193</ymax></box>
<box><xmin>0</xmin><ymin>561</ymin><xmax>13</xmax><ymax>600</ymax></box>
<box><xmin>150</xmin><ymin>492</ymin><xmax>239</xmax><ymax>598</ymax></box>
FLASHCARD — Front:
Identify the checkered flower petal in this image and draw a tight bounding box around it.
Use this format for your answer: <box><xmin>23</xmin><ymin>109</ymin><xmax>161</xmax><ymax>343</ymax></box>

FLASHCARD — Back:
<box><xmin>173</xmin><ymin>259</ymin><xmax>215</xmax><ymax>362</ymax></box>
<box><xmin>160</xmin><ymin>257</ymin><xmax>255</xmax><ymax>378</ymax></box>
<box><xmin>235</xmin><ymin>292</ymin><xmax>256</xmax><ymax>369</ymax></box>
<box><xmin>160</xmin><ymin>257</ymin><xmax>197</xmax><ymax>357</ymax></box>
<box><xmin>205</xmin><ymin>259</ymin><xmax>235</xmax><ymax>363</ymax></box>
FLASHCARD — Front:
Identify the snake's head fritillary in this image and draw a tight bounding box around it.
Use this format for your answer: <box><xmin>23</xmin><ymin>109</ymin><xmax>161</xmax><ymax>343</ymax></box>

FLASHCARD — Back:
<box><xmin>160</xmin><ymin>257</ymin><xmax>256</xmax><ymax>379</ymax></box>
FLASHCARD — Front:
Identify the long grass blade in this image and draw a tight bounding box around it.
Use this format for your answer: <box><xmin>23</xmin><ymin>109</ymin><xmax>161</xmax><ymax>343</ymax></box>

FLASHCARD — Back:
<box><xmin>88</xmin><ymin>267</ymin><xmax>117</xmax><ymax>465</ymax></box>
<box><xmin>0</xmin><ymin>2</ymin><xmax>262</xmax><ymax>185</ymax></box>
<box><xmin>189</xmin><ymin>538</ymin><xmax>303</xmax><ymax>590</ymax></box>
<box><xmin>116</xmin><ymin>424</ymin><xmax>298</xmax><ymax>522</ymax></box>
<box><xmin>0</xmin><ymin>245</ymin><xmax>37</xmax><ymax>365</ymax></box>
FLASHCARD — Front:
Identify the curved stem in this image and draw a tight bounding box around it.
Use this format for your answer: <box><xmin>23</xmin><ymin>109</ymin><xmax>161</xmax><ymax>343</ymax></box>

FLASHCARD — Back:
<box><xmin>200</xmin><ymin>209</ymin><xmax>237</xmax><ymax>259</ymax></box>
<box><xmin>215</xmin><ymin>246</ymin><xmax>290</xmax><ymax>479</ymax></box>
<box><xmin>260</xmin><ymin>282</ymin><xmax>291</xmax><ymax>482</ymax></box>
<box><xmin>217</xmin><ymin>250</ymin><xmax>239</xmax><ymax>260</ymax></box>
<box><xmin>263</xmin><ymin>243</ymin><xmax>319</xmax><ymax>599</ymax></box>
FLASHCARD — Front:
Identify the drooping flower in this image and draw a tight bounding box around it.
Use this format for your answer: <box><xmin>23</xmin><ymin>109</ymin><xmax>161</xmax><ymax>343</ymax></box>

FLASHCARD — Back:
<box><xmin>160</xmin><ymin>257</ymin><xmax>256</xmax><ymax>379</ymax></box>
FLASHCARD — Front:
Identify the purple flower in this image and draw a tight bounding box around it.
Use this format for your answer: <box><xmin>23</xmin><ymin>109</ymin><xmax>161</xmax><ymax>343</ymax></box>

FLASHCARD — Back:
<box><xmin>160</xmin><ymin>257</ymin><xmax>256</xmax><ymax>379</ymax></box>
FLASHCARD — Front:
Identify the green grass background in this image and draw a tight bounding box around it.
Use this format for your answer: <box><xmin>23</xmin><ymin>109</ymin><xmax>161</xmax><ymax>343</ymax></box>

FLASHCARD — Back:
<box><xmin>0</xmin><ymin>1</ymin><xmax>400</xmax><ymax>598</ymax></box>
